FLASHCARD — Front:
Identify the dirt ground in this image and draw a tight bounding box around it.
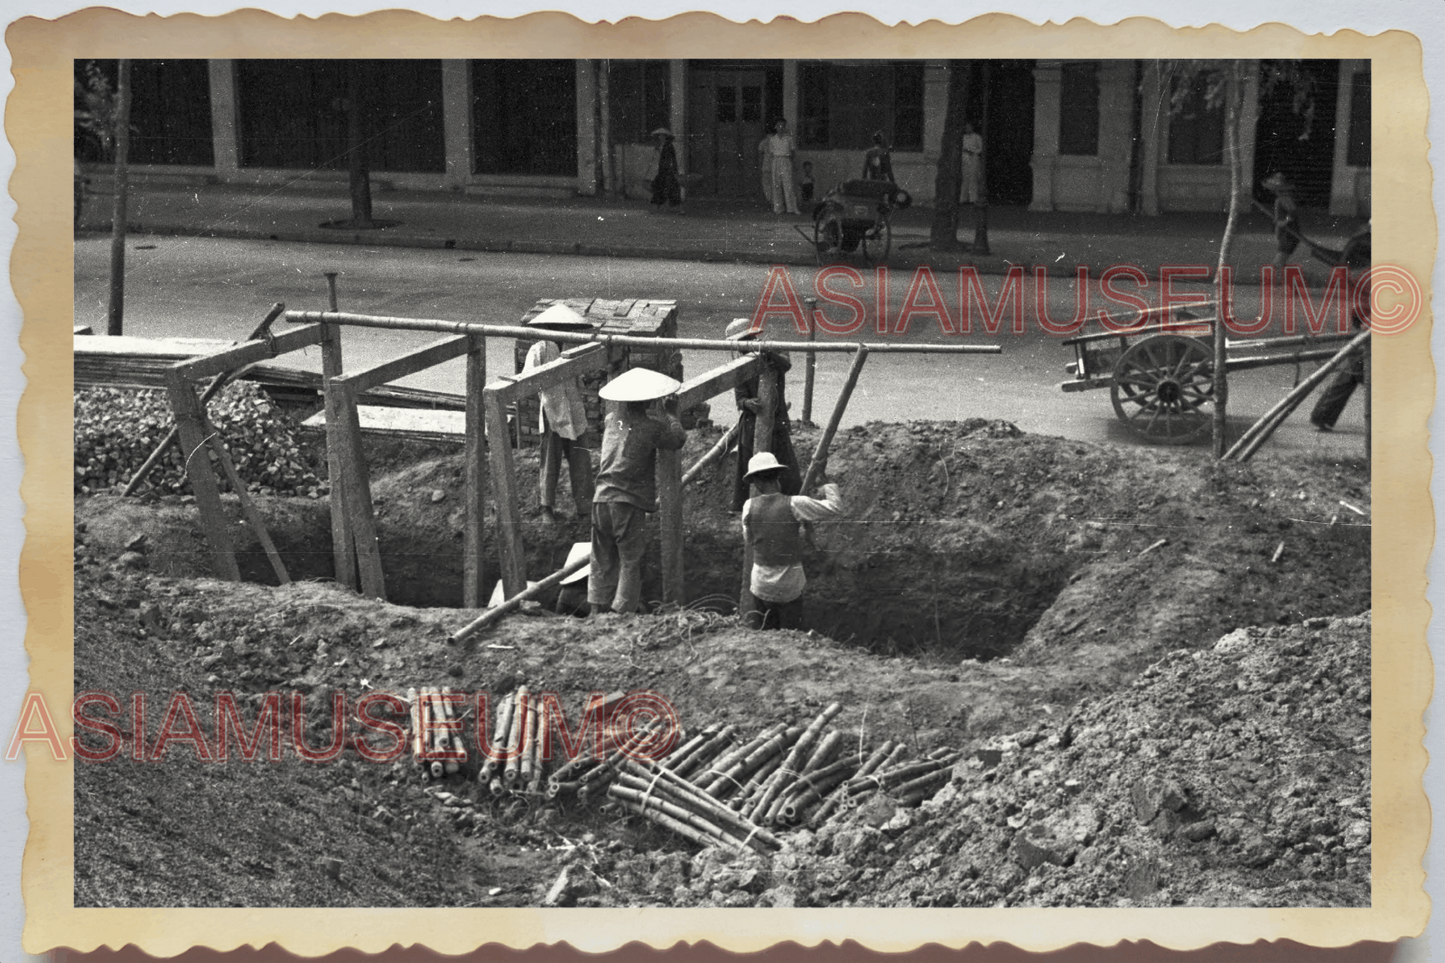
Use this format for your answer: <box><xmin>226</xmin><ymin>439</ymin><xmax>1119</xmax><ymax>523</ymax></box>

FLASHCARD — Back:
<box><xmin>73</xmin><ymin>418</ymin><xmax>1370</xmax><ymax>907</ymax></box>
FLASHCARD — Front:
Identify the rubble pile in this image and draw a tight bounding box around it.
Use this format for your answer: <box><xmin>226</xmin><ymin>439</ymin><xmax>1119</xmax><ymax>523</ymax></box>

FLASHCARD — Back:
<box><xmin>779</xmin><ymin>614</ymin><xmax>1371</xmax><ymax>908</ymax></box>
<box><xmin>74</xmin><ymin>384</ymin><xmax>323</xmax><ymax>498</ymax></box>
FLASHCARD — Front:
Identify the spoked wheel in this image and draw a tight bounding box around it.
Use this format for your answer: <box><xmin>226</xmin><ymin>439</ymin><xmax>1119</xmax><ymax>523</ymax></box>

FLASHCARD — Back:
<box><xmin>861</xmin><ymin>217</ymin><xmax>891</xmax><ymax>264</ymax></box>
<box><xmin>1109</xmin><ymin>334</ymin><xmax>1216</xmax><ymax>445</ymax></box>
<box><xmin>813</xmin><ymin>213</ymin><xmax>844</xmax><ymax>264</ymax></box>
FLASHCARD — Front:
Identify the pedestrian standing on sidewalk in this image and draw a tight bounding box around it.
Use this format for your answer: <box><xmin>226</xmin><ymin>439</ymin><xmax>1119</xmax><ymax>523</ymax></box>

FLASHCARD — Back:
<box><xmin>1310</xmin><ymin>225</ymin><xmax>1372</xmax><ymax>431</ymax></box>
<box><xmin>650</xmin><ymin>128</ymin><xmax>683</xmax><ymax>214</ymax></box>
<box><xmin>727</xmin><ymin>318</ymin><xmax>801</xmax><ymax>512</ymax></box>
<box><xmin>961</xmin><ymin>122</ymin><xmax>984</xmax><ymax>205</ymax></box>
<box><xmin>1263</xmin><ymin>172</ymin><xmax>1300</xmax><ymax>281</ymax></box>
<box><xmin>522</xmin><ymin>303</ymin><xmax>597</xmax><ymax>524</ymax></box>
<box><xmin>588</xmin><ymin>367</ymin><xmax>687</xmax><ymax>616</ymax></box>
<box><xmin>740</xmin><ymin>453</ymin><xmax>844</xmax><ymax>631</ymax></box>
<box><xmin>766</xmin><ymin>119</ymin><xmax>800</xmax><ymax>215</ymax></box>
<box><xmin>758</xmin><ymin>133</ymin><xmax>775</xmax><ymax>209</ymax></box>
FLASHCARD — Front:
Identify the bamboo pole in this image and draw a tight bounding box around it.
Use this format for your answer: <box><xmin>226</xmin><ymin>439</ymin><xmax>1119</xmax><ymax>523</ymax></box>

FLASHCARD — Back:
<box><xmin>669</xmin><ymin>724</ymin><xmax>738</xmax><ymax>780</ymax></box>
<box><xmin>747</xmin><ymin>703</ymin><xmax>841</xmax><ymax>821</ymax></box>
<box><xmin>697</xmin><ymin>722</ymin><xmax>786</xmax><ymax>795</ymax></box>
<box><xmin>503</xmin><ymin>687</ymin><xmax>529</xmax><ymax>787</ymax></box>
<box><xmin>609</xmin><ymin>787</ymin><xmax>746</xmax><ymax>853</ymax></box>
<box><xmin>680</xmin><ymin>423</ymin><xmax>740</xmax><ymax>487</ymax></box>
<box><xmin>482</xmin><ymin>690</ymin><xmax>516</xmax><ymax>783</ymax></box>
<box><xmin>801</xmin><ymin>346</ymin><xmax>869</xmax><ymax>493</ymax></box>
<box><xmin>285</xmin><ymin>310</ymin><xmax>1002</xmax><ymax>356</ymax></box>
<box><xmin>1222</xmin><ymin>329</ymin><xmax>1371</xmax><ymax>462</ymax></box>
<box><xmin>659</xmin><ymin>723</ymin><xmax>721</xmax><ymax>775</ymax></box>
<box><xmin>621</xmin><ymin>759</ymin><xmax>783</xmax><ymax>851</ymax></box>
<box><xmin>802</xmin><ymin>296</ymin><xmax>818</xmax><ymax>424</ymax></box>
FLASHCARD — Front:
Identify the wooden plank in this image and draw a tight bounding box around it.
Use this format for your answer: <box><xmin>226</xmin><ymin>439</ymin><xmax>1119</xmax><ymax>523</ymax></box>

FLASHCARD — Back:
<box><xmin>463</xmin><ymin>335</ymin><xmax>487</xmax><ymax>608</ymax></box>
<box><xmin>485</xmin><ymin>342</ymin><xmax>610</xmax><ymax>406</ymax></box>
<box><xmin>302</xmin><ymin>406</ymin><xmax>467</xmax><ymax>441</ymax></box>
<box><xmin>174</xmin><ymin>323</ymin><xmax>326</xmax><ymax>382</ymax></box>
<box><xmin>336</xmin><ymin>381</ymin><xmax>386</xmax><ymax>600</ymax></box>
<box><xmin>204</xmin><ymin>424</ymin><xmax>291</xmax><ymax>586</ymax></box>
<box><xmin>657</xmin><ymin>443</ymin><xmax>684</xmax><ymax>606</ymax></box>
<box><xmin>675</xmin><ymin>356</ymin><xmax>760</xmax><ymax>411</ymax></box>
<box><xmin>321</xmin><ymin>322</ymin><xmax>356</xmax><ymax>591</ymax></box>
<box><xmin>485</xmin><ymin>385</ymin><xmax>527</xmax><ymax>599</ymax></box>
<box><xmin>341</xmin><ymin>335</ymin><xmax>472</xmax><ymax>394</ymax></box>
<box><xmin>163</xmin><ymin>370</ymin><xmax>240</xmax><ymax>581</ymax></box>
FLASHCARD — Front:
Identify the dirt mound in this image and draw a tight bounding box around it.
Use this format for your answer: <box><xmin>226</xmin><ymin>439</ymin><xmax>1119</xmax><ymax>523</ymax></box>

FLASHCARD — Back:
<box><xmin>72</xmin><ymin>419</ymin><xmax>1370</xmax><ymax>908</ymax></box>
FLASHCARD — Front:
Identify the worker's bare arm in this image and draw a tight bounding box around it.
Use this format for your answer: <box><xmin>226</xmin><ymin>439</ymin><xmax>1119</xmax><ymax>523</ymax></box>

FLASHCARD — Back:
<box><xmin>790</xmin><ymin>483</ymin><xmax>843</xmax><ymax>521</ymax></box>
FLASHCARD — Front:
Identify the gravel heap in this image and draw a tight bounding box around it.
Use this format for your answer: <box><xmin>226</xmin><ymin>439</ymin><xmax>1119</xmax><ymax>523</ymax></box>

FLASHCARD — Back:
<box><xmin>674</xmin><ymin>614</ymin><xmax>1371</xmax><ymax>908</ymax></box>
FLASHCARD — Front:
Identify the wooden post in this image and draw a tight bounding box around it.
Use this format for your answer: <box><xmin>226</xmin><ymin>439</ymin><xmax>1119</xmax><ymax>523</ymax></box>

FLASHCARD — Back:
<box><xmin>657</xmin><ymin>440</ymin><xmax>684</xmax><ymax>606</ymax></box>
<box><xmin>802</xmin><ymin>296</ymin><xmax>817</xmax><ymax>425</ymax></box>
<box><xmin>164</xmin><ymin>369</ymin><xmax>240</xmax><ymax>581</ymax></box>
<box><xmin>802</xmin><ymin>345</ymin><xmax>869</xmax><ymax>493</ymax></box>
<box><xmin>739</xmin><ymin>364</ymin><xmax>781</xmax><ymax>625</ymax></box>
<box><xmin>107</xmin><ymin>59</ymin><xmax>132</xmax><ymax>336</ymax></box>
<box><xmin>335</xmin><ymin>379</ymin><xmax>386</xmax><ymax>599</ymax></box>
<box><xmin>321</xmin><ymin>317</ymin><xmax>356</xmax><ymax>590</ymax></box>
<box><xmin>485</xmin><ymin>385</ymin><xmax>527</xmax><ymax>599</ymax></box>
<box><xmin>463</xmin><ymin>334</ymin><xmax>488</xmax><ymax>607</ymax></box>
<box><xmin>204</xmin><ymin>426</ymin><xmax>291</xmax><ymax>586</ymax></box>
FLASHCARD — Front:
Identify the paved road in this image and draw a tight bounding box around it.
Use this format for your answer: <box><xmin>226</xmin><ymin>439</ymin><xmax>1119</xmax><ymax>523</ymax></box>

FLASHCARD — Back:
<box><xmin>74</xmin><ymin>236</ymin><xmax>1368</xmax><ymax>457</ymax></box>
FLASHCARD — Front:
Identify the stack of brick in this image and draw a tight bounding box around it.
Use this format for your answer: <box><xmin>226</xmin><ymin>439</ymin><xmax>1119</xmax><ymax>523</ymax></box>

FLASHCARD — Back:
<box><xmin>511</xmin><ymin>298</ymin><xmax>682</xmax><ymax>449</ymax></box>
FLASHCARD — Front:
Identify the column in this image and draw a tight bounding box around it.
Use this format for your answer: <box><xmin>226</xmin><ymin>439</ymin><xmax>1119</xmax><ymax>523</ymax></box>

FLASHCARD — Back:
<box><xmin>575</xmin><ymin>60</ymin><xmax>598</xmax><ymax>196</ymax></box>
<box><xmin>922</xmin><ymin>61</ymin><xmax>949</xmax><ymax>160</ymax></box>
<box><xmin>1328</xmin><ymin>59</ymin><xmax>1364</xmax><ymax>216</ymax></box>
<box><xmin>1138</xmin><ymin>60</ymin><xmax>1163</xmax><ymax>216</ymax></box>
<box><xmin>1097</xmin><ymin>60</ymin><xmax>1135</xmax><ymax>213</ymax></box>
<box><xmin>441</xmin><ymin>60</ymin><xmax>473</xmax><ymax>189</ymax></box>
<box><xmin>208</xmin><ymin>60</ymin><xmax>240</xmax><ymax>178</ymax></box>
<box><xmin>782</xmin><ymin>60</ymin><xmax>799</xmax><ymax>131</ymax></box>
<box><xmin>1029</xmin><ymin>61</ymin><xmax>1062</xmax><ymax>212</ymax></box>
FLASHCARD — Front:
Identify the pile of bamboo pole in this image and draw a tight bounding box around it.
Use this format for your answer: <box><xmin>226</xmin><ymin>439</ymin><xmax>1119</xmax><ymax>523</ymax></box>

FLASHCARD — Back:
<box><xmin>406</xmin><ymin>685</ymin><xmax>961</xmax><ymax>848</ymax></box>
<box><xmin>408</xmin><ymin>686</ymin><xmax>467</xmax><ymax>781</ymax></box>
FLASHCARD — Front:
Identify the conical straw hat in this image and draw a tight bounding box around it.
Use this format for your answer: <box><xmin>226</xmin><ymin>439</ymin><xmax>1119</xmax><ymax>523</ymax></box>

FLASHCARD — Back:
<box><xmin>560</xmin><ymin>542</ymin><xmax>591</xmax><ymax>585</ymax></box>
<box><xmin>598</xmin><ymin>367</ymin><xmax>682</xmax><ymax>402</ymax></box>
<box><xmin>526</xmin><ymin>303</ymin><xmax>595</xmax><ymax>332</ymax></box>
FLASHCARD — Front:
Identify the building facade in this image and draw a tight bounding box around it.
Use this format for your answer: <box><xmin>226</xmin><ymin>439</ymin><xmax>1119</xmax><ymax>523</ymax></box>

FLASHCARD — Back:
<box><xmin>78</xmin><ymin>58</ymin><xmax>1370</xmax><ymax>216</ymax></box>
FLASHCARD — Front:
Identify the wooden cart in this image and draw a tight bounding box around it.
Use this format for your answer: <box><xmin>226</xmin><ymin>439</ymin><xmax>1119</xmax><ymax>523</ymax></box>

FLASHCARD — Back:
<box><xmin>1060</xmin><ymin>303</ymin><xmax>1355</xmax><ymax>445</ymax></box>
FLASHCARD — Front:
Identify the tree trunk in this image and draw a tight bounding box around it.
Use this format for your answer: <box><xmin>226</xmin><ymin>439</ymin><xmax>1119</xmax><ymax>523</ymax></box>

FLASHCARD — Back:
<box><xmin>970</xmin><ymin>61</ymin><xmax>992</xmax><ymax>255</ymax></box>
<box><xmin>1212</xmin><ymin>61</ymin><xmax>1245</xmax><ymax>458</ymax></box>
<box><xmin>599</xmin><ymin>60</ymin><xmax>614</xmax><ymax>194</ymax></box>
<box><xmin>929</xmin><ymin>61</ymin><xmax>971</xmax><ymax>250</ymax></box>
<box><xmin>345</xmin><ymin>61</ymin><xmax>374</xmax><ymax>228</ymax></box>
<box><xmin>106</xmin><ymin>59</ymin><xmax>132</xmax><ymax>337</ymax></box>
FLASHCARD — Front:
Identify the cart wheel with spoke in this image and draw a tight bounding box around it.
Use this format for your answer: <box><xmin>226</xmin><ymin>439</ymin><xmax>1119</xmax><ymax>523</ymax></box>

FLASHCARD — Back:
<box><xmin>861</xmin><ymin>215</ymin><xmax>891</xmax><ymax>264</ymax></box>
<box><xmin>814</xmin><ymin>213</ymin><xmax>844</xmax><ymax>264</ymax></box>
<box><xmin>1109</xmin><ymin>334</ymin><xmax>1215</xmax><ymax>445</ymax></box>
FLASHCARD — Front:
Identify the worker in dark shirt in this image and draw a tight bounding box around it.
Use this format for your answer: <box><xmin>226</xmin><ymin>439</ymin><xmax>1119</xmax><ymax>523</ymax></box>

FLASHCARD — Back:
<box><xmin>588</xmin><ymin>367</ymin><xmax>687</xmax><ymax>615</ymax></box>
<box><xmin>740</xmin><ymin>453</ymin><xmax>844</xmax><ymax>630</ymax></box>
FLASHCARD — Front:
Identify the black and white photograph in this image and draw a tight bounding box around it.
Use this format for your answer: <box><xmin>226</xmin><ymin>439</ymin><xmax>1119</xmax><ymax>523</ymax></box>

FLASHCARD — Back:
<box><xmin>13</xmin><ymin>6</ymin><xmax>1432</xmax><ymax>957</ymax></box>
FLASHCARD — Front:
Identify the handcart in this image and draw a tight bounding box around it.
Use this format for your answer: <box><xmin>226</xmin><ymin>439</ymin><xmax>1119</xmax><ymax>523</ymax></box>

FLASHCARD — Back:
<box><xmin>1060</xmin><ymin>304</ymin><xmax>1355</xmax><ymax>445</ymax></box>
<box><xmin>796</xmin><ymin>179</ymin><xmax>911</xmax><ymax>266</ymax></box>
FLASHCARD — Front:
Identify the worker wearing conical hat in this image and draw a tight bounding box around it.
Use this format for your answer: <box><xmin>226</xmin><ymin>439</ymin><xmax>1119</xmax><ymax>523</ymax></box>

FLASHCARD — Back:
<box><xmin>741</xmin><ymin>452</ymin><xmax>843</xmax><ymax>631</ymax></box>
<box><xmin>588</xmin><ymin>367</ymin><xmax>687</xmax><ymax>616</ymax></box>
<box><xmin>523</xmin><ymin>304</ymin><xmax>597</xmax><ymax>523</ymax></box>
<box><xmin>1262</xmin><ymin>172</ymin><xmax>1300</xmax><ymax>283</ymax></box>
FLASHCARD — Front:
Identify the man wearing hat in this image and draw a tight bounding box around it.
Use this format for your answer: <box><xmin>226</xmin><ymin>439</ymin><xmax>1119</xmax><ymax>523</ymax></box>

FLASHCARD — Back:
<box><xmin>727</xmin><ymin>318</ymin><xmax>802</xmax><ymax>512</ymax></box>
<box><xmin>1262</xmin><ymin>172</ymin><xmax>1300</xmax><ymax>280</ymax></box>
<box><xmin>589</xmin><ymin>367</ymin><xmax>688</xmax><ymax>615</ymax></box>
<box><xmin>522</xmin><ymin>304</ymin><xmax>596</xmax><ymax>523</ymax></box>
<box><xmin>741</xmin><ymin>452</ymin><xmax>843</xmax><ymax>630</ymax></box>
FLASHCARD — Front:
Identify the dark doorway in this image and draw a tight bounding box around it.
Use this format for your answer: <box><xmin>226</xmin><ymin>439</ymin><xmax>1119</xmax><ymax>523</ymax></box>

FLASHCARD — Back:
<box><xmin>75</xmin><ymin>60</ymin><xmax>215</xmax><ymax>167</ymax></box>
<box><xmin>967</xmin><ymin>60</ymin><xmax>1035</xmax><ymax>206</ymax></box>
<box><xmin>471</xmin><ymin>60</ymin><xmax>578</xmax><ymax>176</ymax></box>
<box><xmin>686</xmin><ymin>62</ymin><xmax>782</xmax><ymax>197</ymax></box>
<box><xmin>1252</xmin><ymin>60</ymin><xmax>1341</xmax><ymax>208</ymax></box>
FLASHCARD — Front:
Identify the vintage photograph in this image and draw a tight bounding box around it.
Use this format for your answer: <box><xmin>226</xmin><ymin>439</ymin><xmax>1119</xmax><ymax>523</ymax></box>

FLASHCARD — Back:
<box><xmin>66</xmin><ymin>50</ymin><xmax>1382</xmax><ymax>914</ymax></box>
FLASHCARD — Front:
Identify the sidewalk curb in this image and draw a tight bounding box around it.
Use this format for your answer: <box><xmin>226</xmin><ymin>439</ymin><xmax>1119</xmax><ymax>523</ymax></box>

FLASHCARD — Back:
<box><xmin>91</xmin><ymin>220</ymin><xmax>1286</xmax><ymax>287</ymax></box>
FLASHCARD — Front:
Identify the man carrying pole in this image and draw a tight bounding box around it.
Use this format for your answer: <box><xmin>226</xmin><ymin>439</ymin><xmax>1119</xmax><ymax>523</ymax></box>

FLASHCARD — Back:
<box><xmin>727</xmin><ymin>318</ymin><xmax>801</xmax><ymax>512</ymax></box>
<box><xmin>588</xmin><ymin>367</ymin><xmax>687</xmax><ymax>616</ymax></box>
<box><xmin>522</xmin><ymin>303</ymin><xmax>597</xmax><ymax>524</ymax></box>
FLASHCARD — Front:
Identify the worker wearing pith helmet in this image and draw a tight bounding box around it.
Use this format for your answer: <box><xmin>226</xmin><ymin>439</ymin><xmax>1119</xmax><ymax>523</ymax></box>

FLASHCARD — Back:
<box><xmin>740</xmin><ymin>452</ymin><xmax>843</xmax><ymax>630</ymax></box>
<box><xmin>588</xmin><ymin>367</ymin><xmax>687</xmax><ymax>616</ymax></box>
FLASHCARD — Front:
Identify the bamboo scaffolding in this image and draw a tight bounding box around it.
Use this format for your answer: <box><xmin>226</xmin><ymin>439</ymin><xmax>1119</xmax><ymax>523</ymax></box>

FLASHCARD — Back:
<box><xmin>286</xmin><ymin>310</ymin><xmax>1003</xmax><ymax>356</ymax></box>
